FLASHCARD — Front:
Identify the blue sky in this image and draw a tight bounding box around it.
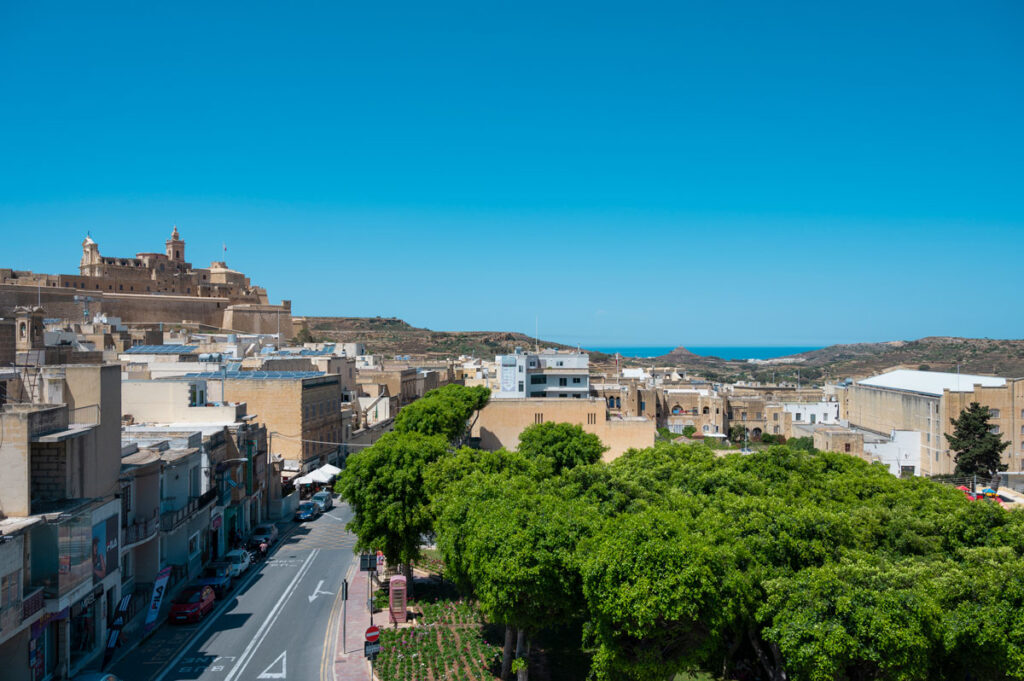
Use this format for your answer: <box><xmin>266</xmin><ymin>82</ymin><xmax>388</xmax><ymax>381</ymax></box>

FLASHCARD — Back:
<box><xmin>2</xmin><ymin>1</ymin><xmax>1021</xmax><ymax>347</ymax></box>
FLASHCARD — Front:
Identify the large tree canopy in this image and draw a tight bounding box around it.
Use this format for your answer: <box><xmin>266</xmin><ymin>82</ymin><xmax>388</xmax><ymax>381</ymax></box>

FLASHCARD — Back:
<box><xmin>393</xmin><ymin>384</ymin><xmax>490</xmax><ymax>443</ymax></box>
<box><xmin>335</xmin><ymin>430</ymin><xmax>448</xmax><ymax>574</ymax></box>
<box><xmin>516</xmin><ymin>421</ymin><xmax>607</xmax><ymax>475</ymax></box>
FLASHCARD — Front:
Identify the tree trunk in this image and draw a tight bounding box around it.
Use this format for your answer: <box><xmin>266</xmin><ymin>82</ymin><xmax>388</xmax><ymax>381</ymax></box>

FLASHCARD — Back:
<box><xmin>515</xmin><ymin>629</ymin><xmax>529</xmax><ymax>681</ymax></box>
<box><xmin>403</xmin><ymin>560</ymin><xmax>414</xmax><ymax>597</ymax></box>
<box><xmin>748</xmin><ymin>629</ymin><xmax>786</xmax><ymax>681</ymax></box>
<box><xmin>500</xmin><ymin>626</ymin><xmax>516</xmax><ymax>680</ymax></box>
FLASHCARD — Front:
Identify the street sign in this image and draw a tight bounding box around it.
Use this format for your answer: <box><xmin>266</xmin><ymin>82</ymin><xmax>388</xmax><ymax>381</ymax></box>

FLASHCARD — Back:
<box><xmin>364</xmin><ymin>641</ymin><xmax>381</xmax><ymax>660</ymax></box>
<box><xmin>359</xmin><ymin>553</ymin><xmax>375</xmax><ymax>571</ymax></box>
<box><xmin>365</xmin><ymin>625</ymin><xmax>380</xmax><ymax>643</ymax></box>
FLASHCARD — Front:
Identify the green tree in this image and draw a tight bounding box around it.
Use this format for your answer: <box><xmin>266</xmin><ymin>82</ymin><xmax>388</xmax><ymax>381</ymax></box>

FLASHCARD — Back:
<box><xmin>682</xmin><ymin>425</ymin><xmax>697</xmax><ymax>438</ymax></box>
<box><xmin>516</xmin><ymin>422</ymin><xmax>607</xmax><ymax>475</ymax></box>
<box><xmin>437</xmin><ymin>474</ymin><xmax>597</xmax><ymax>681</ymax></box>
<box><xmin>728</xmin><ymin>423</ymin><xmax>746</xmax><ymax>443</ymax></box>
<box><xmin>335</xmin><ymin>431</ymin><xmax>448</xmax><ymax>586</ymax></box>
<box><xmin>394</xmin><ymin>384</ymin><xmax>490</xmax><ymax>443</ymax></box>
<box><xmin>946</xmin><ymin>402</ymin><xmax>1009</xmax><ymax>477</ymax></box>
<box><xmin>292</xmin><ymin>326</ymin><xmax>314</xmax><ymax>344</ymax></box>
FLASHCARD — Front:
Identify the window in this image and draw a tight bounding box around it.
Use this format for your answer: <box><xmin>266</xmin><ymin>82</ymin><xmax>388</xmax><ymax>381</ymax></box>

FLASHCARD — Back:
<box><xmin>990</xmin><ymin>409</ymin><xmax>1000</xmax><ymax>418</ymax></box>
<box><xmin>559</xmin><ymin>378</ymin><xmax>567</xmax><ymax>387</ymax></box>
<box><xmin>518</xmin><ymin>381</ymin><xmax>524</xmax><ymax>392</ymax></box>
<box><xmin>556</xmin><ymin>361</ymin><xmax>564</xmax><ymax>367</ymax></box>
<box><xmin>640</xmin><ymin>400</ymin><xmax>646</xmax><ymax>411</ymax></box>
<box><xmin>703</xmin><ymin>425</ymin><xmax>709</xmax><ymax>432</ymax></box>
<box><xmin>702</xmin><ymin>406</ymin><xmax>709</xmax><ymax>415</ymax></box>
<box><xmin>615</xmin><ymin>397</ymin><xmax>621</xmax><ymax>409</ymax></box>
<box><xmin>795</xmin><ymin>413</ymin><xmax>802</xmax><ymax>421</ymax></box>
<box><xmin>756</xmin><ymin>412</ymin><xmax>762</xmax><ymax>420</ymax></box>
<box><xmin>609</xmin><ymin>397</ymin><xmax>616</xmax><ymax>408</ymax></box>
<box><xmin>518</xmin><ymin>365</ymin><xmax>523</xmax><ymax>373</ymax></box>
<box><xmin>844</xmin><ymin>443</ymin><xmax>851</xmax><ymax>452</ymax></box>
<box><xmin>773</xmin><ymin>426</ymin><xmax>780</xmax><ymax>434</ymax></box>
<box><xmin>773</xmin><ymin>413</ymin><xmax>779</xmax><ymax>421</ymax></box>
<box><xmin>587</xmin><ymin>413</ymin><xmax>596</xmax><ymax>425</ymax></box>
<box><xmin>741</xmin><ymin>412</ymin><xmax>747</xmax><ymax>420</ymax></box>
<box><xmin>534</xmin><ymin>413</ymin><xmax>544</xmax><ymax>424</ymax></box>
<box><xmin>530</xmin><ymin>375</ymin><xmax>546</xmax><ymax>385</ymax></box>
<box><xmin>121</xmin><ymin>484</ymin><xmax>132</xmax><ymax>519</ymax></box>
<box><xmin>559</xmin><ymin>393</ymin><xmax>568</xmax><ymax>398</ymax></box>
<box><xmin>572</xmin><ymin>377</ymin><xmax>581</xmax><ymax>384</ymax></box>
<box><xmin>990</xmin><ymin>425</ymin><xmax>1001</xmax><ymax>434</ymax></box>
<box><xmin>1</xmin><ymin>570</ymin><xmax>21</xmax><ymax>609</ymax></box>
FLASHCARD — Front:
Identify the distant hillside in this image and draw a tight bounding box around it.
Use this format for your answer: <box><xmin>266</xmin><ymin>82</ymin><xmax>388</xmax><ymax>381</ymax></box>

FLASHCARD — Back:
<box><xmin>295</xmin><ymin>318</ymin><xmax>1024</xmax><ymax>384</ymax></box>
<box><xmin>300</xmin><ymin>316</ymin><xmax>576</xmax><ymax>358</ymax></box>
<box><xmin>792</xmin><ymin>336</ymin><xmax>1024</xmax><ymax>378</ymax></box>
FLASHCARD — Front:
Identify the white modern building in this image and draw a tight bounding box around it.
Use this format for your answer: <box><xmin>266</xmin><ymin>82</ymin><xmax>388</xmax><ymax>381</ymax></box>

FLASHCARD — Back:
<box><xmin>494</xmin><ymin>349</ymin><xmax>590</xmax><ymax>399</ymax></box>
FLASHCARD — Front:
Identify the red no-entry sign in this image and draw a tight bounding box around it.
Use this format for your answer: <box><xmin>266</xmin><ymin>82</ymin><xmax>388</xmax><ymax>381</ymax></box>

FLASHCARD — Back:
<box><xmin>365</xmin><ymin>625</ymin><xmax>380</xmax><ymax>643</ymax></box>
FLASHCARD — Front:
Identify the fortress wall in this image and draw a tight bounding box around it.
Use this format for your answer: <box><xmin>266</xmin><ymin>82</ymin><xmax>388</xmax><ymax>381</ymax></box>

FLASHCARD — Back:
<box><xmin>0</xmin><ymin>284</ymin><xmax>227</xmax><ymax>329</ymax></box>
<box><xmin>222</xmin><ymin>306</ymin><xmax>292</xmax><ymax>336</ymax></box>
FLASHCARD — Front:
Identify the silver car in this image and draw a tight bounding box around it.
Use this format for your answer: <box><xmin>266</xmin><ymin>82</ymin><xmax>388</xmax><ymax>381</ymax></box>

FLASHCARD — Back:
<box><xmin>311</xmin><ymin>491</ymin><xmax>334</xmax><ymax>512</ymax></box>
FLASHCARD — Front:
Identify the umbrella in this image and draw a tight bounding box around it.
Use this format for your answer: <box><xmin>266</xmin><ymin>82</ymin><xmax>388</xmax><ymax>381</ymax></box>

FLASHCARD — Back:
<box><xmin>319</xmin><ymin>463</ymin><xmax>342</xmax><ymax>476</ymax></box>
<box><xmin>956</xmin><ymin>485</ymin><xmax>970</xmax><ymax>492</ymax></box>
<box><xmin>983</xmin><ymin>488</ymin><xmax>996</xmax><ymax>495</ymax></box>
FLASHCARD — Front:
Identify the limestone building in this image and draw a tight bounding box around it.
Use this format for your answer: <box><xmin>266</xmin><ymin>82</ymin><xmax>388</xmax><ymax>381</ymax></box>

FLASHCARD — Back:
<box><xmin>0</xmin><ymin>228</ymin><xmax>291</xmax><ymax>334</ymax></box>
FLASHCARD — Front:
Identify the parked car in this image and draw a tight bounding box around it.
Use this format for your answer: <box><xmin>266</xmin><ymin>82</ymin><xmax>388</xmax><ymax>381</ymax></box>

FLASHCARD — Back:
<box><xmin>196</xmin><ymin>561</ymin><xmax>233</xmax><ymax>598</ymax></box>
<box><xmin>168</xmin><ymin>585</ymin><xmax>216</xmax><ymax>624</ymax></box>
<box><xmin>294</xmin><ymin>501</ymin><xmax>321</xmax><ymax>521</ymax></box>
<box><xmin>224</xmin><ymin>549</ymin><xmax>252</xmax><ymax>578</ymax></box>
<box><xmin>252</xmin><ymin>523</ymin><xmax>279</xmax><ymax>545</ymax></box>
<box><xmin>311</xmin><ymin>491</ymin><xmax>334</xmax><ymax>512</ymax></box>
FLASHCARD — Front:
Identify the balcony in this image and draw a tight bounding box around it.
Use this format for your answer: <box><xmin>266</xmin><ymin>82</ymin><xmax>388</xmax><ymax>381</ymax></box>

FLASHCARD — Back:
<box><xmin>160</xmin><ymin>489</ymin><xmax>217</xmax><ymax>533</ymax></box>
<box><xmin>21</xmin><ymin>587</ymin><xmax>44</xmax><ymax>621</ymax></box>
<box><xmin>122</xmin><ymin>516</ymin><xmax>159</xmax><ymax>547</ymax></box>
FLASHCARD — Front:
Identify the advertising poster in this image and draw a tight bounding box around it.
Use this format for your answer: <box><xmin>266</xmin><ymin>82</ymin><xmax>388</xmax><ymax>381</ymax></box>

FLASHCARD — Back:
<box><xmin>91</xmin><ymin>516</ymin><xmax>120</xmax><ymax>584</ymax></box>
<box><xmin>144</xmin><ymin>567</ymin><xmax>172</xmax><ymax>634</ymax></box>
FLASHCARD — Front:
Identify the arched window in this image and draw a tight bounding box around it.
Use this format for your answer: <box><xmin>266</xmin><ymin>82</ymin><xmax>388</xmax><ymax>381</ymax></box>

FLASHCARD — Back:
<box><xmin>19</xmin><ymin>322</ymin><xmax>26</xmax><ymax>339</ymax></box>
<box><xmin>607</xmin><ymin>397</ymin><xmax>614</xmax><ymax>408</ymax></box>
<box><xmin>671</xmin><ymin>405</ymin><xmax>682</xmax><ymax>415</ymax></box>
<box><xmin>615</xmin><ymin>397</ymin><xmax>621</xmax><ymax>409</ymax></box>
<box><xmin>703</xmin><ymin>425</ymin><xmax>709</xmax><ymax>432</ymax></box>
<box><xmin>702</xmin><ymin>406</ymin><xmax>709</xmax><ymax>414</ymax></box>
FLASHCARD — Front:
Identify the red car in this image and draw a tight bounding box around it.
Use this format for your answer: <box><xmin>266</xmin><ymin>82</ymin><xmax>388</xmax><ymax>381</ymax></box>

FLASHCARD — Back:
<box><xmin>168</xmin><ymin>585</ymin><xmax>215</xmax><ymax>624</ymax></box>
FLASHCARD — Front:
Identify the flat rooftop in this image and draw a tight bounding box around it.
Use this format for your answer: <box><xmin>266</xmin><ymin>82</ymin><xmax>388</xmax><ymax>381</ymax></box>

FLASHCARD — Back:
<box><xmin>857</xmin><ymin>369</ymin><xmax>1006</xmax><ymax>397</ymax></box>
<box><xmin>123</xmin><ymin>344</ymin><xmax>198</xmax><ymax>355</ymax></box>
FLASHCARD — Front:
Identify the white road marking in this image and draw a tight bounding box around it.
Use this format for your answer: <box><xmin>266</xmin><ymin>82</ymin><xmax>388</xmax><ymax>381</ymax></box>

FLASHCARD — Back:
<box><xmin>223</xmin><ymin>548</ymin><xmax>319</xmax><ymax>681</ymax></box>
<box><xmin>308</xmin><ymin>579</ymin><xmax>335</xmax><ymax>603</ymax></box>
<box><xmin>322</xmin><ymin>513</ymin><xmax>345</xmax><ymax>522</ymax></box>
<box><xmin>257</xmin><ymin>651</ymin><xmax>287</xmax><ymax>679</ymax></box>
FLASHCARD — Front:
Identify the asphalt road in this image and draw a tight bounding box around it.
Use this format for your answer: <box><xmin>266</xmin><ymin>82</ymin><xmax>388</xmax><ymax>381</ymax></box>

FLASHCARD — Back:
<box><xmin>113</xmin><ymin>501</ymin><xmax>356</xmax><ymax>681</ymax></box>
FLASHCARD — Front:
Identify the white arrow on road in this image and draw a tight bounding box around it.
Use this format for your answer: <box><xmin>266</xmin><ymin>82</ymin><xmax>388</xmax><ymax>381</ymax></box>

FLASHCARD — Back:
<box><xmin>258</xmin><ymin>651</ymin><xmax>287</xmax><ymax>679</ymax></box>
<box><xmin>307</xmin><ymin>579</ymin><xmax>335</xmax><ymax>603</ymax></box>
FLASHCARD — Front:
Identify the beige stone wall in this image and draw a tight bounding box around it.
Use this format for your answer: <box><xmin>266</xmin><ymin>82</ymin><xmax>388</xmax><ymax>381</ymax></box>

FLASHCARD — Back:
<box><xmin>943</xmin><ymin>379</ymin><xmax>1024</xmax><ymax>472</ymax></box>
<box><xmin>0</xmin><ymin>284</ymin><xmax>289</xmax><ymax>334</ymax></box>
<box><xmin>845</xmin><ymin>383</ymin><xmax>949</xmax><ymax>474</ymax></box>
<box><xmin>663</xmin><ymin>392</ymin><xmax>726</xmax><ymax>434</ymax></box>
<box><xmin>0</xmin><ymin>411</ymin><xmax>31</xmax><ymax>516</ymax></box>
<box><xmin>220</xmin><ymin>376</ymin><xmax>343</xmax><ymax>468</ymax></box>
<box><xmin>813</xmin><ymin>428</ymin><xmax>865</xmax><ymax>459</ymax></box>
<box><xmin>471</xmin><ymin>398</ymin><xmax>655</xmax><ymax>461</ymax></box>
<box><xmin>63</xmin><ymin>364</ymin><xmax>122</xmax><ymax>499</ymax></box>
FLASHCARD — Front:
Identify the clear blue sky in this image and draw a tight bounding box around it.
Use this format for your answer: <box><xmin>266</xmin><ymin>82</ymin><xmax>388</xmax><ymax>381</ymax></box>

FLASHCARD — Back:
<box><xmin>2</xmin><ymin>1</ymin><xmax>1021</xmax><ymax>347</ymax></box>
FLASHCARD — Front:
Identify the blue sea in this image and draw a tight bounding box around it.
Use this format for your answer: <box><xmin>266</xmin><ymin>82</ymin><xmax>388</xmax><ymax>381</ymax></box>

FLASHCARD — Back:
<box><xmin>589</xmin><ymin>346</ymin><xmax>823</xmax><ymax>360</ymax></box>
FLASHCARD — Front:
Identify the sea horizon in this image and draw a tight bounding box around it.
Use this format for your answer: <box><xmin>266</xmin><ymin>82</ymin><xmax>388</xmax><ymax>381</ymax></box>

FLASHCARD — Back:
<box><xmin>588</xmin><ymin>346</ymin><xmax>824</xmax><ymax>360</ymax></box>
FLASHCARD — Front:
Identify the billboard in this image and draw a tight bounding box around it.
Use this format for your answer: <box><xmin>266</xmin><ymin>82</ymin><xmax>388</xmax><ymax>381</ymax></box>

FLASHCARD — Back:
<box><xmin>91</xmin><ymin>516</ymin><xmax>119</xmax><ymax>584</ymax></box>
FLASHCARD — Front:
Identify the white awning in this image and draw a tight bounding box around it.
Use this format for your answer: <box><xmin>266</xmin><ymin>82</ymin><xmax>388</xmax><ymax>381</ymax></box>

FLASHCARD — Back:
<box><xmin>318</xmin><ymin>463</ymin><xmax>342</xmax><ymax>476</ymax></box>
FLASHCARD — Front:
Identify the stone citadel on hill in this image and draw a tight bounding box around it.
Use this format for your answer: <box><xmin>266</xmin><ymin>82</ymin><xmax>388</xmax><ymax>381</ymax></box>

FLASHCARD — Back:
<box><xmin>0</xmin><ymin>227</ymin><xmax>291</xmax><ymax>334</ymax></box>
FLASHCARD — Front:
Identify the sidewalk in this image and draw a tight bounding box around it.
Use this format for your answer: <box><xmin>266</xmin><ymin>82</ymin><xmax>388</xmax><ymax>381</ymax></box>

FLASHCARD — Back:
<box><xmin>333</xmin><ymin>566</ymin><xmax>374</xmax><ymax>681</ymax></box>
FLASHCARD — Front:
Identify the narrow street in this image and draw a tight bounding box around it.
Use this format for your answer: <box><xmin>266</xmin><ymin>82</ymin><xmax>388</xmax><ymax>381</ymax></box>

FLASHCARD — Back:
<box><xmin>111</xmin><ymin>502</ymin><xmax>356</xmax><ymax>681</ymax></box>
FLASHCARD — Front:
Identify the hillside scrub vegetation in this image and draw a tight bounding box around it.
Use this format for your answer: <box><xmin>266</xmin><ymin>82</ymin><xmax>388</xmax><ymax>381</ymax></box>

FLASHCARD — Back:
<box><xmin>339</xmin><ymin>389</ymin><xmax>1024</xmax><ymax>680</ymax></box>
